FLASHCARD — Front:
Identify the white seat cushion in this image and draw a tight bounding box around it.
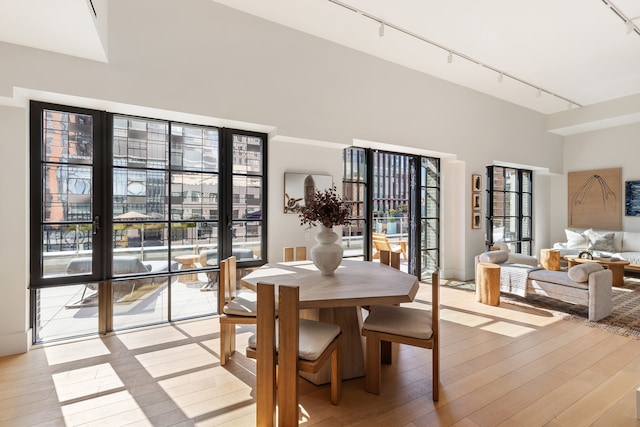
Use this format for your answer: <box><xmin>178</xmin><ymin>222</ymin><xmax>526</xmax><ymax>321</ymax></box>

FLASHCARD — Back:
<box><xmin>363</xmin><ymin>305</ymin><xmax>433</xmax><ymax>340</ymax></box>
<box><xmin>223</xmin><ymin>291</ymin><xmax>257</xmax><ymax>316</ymax></box>
<box><xmin>248</xmin><ymin>318</ymin><xmax>340</xmax><ymax>361</ymax></box>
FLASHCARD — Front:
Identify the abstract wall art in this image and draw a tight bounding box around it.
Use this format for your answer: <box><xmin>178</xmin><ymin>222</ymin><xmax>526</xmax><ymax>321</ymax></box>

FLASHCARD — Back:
<box><xmin>568</xmin><ymin>167</ymin><xmax>621</xmax><ymax>230</ymax></box>
<box><xmin>625</xmin><ymin>180</ymin><xmax>640</xmax><ymax>216</ymax></box>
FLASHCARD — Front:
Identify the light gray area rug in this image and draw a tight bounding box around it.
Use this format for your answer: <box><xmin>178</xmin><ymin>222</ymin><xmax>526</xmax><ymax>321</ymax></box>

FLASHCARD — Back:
<box><xmin>441</xmin><ymin>276</ymin><xmax>640</xmax><ymax>339</ymax></box>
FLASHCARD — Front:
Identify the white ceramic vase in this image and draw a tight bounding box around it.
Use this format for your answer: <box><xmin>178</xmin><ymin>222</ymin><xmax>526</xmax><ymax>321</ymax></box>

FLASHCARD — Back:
<box><xmin>310</xmin><ymin>226</ymin><xmax>343</xmax><ymax>276</ymax></box>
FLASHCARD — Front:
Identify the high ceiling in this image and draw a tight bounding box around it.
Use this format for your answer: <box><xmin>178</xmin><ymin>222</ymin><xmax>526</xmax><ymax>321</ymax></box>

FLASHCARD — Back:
<box><xmin>2</xmin><ymin>0</ymin><xmax>640</xmax><ymax>115</ymax></box>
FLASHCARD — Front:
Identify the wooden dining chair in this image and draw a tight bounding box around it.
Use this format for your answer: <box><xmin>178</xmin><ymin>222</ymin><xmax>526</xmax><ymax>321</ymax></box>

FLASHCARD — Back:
<box><xmin>283</xmin><ymin>246</ymin><xmax>307</xmax><ymax>262</ymax></box>
<box><xmin>219</xmin><ymin>256</ymin><xmax>257</xmax><ymax>366</ymax></box>
<box><xmin>247</xmin><ymin>282</ymin><xmax>342</xmax><ymax>425</ymax></box>
<box><xmin>361</xmin><ymin>268</ymin><xmax>440</xmax><ymax>401</ymax></box>
<box><xmin>379</xmin><ymin>249</ymin><xmax>401</xmax><ymax>270</ymax></box>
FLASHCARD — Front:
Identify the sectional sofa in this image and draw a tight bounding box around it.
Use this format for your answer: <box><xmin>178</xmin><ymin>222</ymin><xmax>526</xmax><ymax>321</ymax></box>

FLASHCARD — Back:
<box><xmin>553</xmin><ymin>229</ymin><xmax>640</xmax><ymax>269</ymax></box>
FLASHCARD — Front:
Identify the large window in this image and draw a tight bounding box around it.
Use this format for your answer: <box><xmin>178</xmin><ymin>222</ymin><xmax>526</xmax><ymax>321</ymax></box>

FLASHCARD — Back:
<box><xmin>30</xmin><ymin>102</ymin><xmax>267</xmax><ymax>343</ymax></box>
<box><xmin>486</xmin><ymin>166</ymin><xmax>532</xmax><ymax>255</ymax></box>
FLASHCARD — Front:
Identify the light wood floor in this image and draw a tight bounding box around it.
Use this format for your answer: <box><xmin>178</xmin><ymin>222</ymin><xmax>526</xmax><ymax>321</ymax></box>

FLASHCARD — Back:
<box><xmin>2</xmin><ymin>283</ymin><xmax>640</xmax><ymax>426</ymax></box>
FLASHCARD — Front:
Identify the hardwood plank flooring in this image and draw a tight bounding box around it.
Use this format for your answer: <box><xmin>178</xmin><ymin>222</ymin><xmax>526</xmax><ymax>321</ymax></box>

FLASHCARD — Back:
<box><xmin>2</xmin><ymin>283</ymin><xmax>640</xmax><ymax>426</ymax></box>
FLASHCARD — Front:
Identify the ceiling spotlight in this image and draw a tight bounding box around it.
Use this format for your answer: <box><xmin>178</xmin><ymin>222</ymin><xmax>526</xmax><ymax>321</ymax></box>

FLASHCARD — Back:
<box><xmin>447</xmin><ymin>52</ymin><xmax>453</xmax><ymax>63</ymax></box>
<box><xmin>379</xmin><ymin>22</ymin><xmax>384</xmax><ymax>37</ymax></box>
<box><xmin>537</xmin><ymin>88</ymin><xmax>542</xmax><ymax>98</ymax></box>
<box><xmin>498</xmin><ymin>72</ymin><xmax>503</xmax><ymax>83</ymax></box>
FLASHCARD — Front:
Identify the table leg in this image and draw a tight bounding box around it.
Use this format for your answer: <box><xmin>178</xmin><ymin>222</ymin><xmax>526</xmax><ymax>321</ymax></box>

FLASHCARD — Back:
<box><xmin>608</xmin><ymin>264</ymin><xmax>625</xmax><ymax>287</ymax></box>
<box><xmin>299</xmin><ymin>306</ymin><xmax>365</xmax><ymax>385</ymax></box>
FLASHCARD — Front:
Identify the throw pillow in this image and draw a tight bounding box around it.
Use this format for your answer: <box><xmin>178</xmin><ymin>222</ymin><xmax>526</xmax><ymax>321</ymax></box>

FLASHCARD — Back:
<box><xmin>478</xmin><ymin>250</ymin><xmax>508</xmax><ymax>264</ymax></box>
<box><xmin>565</xmin><ymin>229</ymin><xmax>587</xmax><ymax>249</ymax></box>
<box><xmin>587</xmin><ymin>230</ymin><xmax>616</xmax><ymax>252</ymax></box>
<box><xmin>567</xmin><ymin>263</ymin><xmax>604</xmax><ymax>282</ymax></box>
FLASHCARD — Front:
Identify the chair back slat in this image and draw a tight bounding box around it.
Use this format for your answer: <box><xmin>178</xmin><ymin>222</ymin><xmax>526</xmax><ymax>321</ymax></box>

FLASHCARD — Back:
<box><xmin>218</xmin><ymin>259</ymin><xmax>227</xmax><ymax>314</ymax></box>
<box><xmin>278</xmin><ymin>285</ymin><xmax>300</xmax><ymax>426</ymax></box>
<box><xmin>379</xmin><ymin>250</ymin><xmax>400</xmax><ymax>270</ymax></box>
<box><xmin>284</xmin><ymin>246</ymin><xmax>307</xmax><ymax>262</ymax></box>
<box><xmin>295</xmin><ymin>246</ymin><xmax>307</xmax><ymax>261</ymax></box>
<box><xmin>227</xmin><ymin>256</ymin><xmax>237</xmax><ymax>298</ymax></box>
<box><xmin>256</xmin><ymin>282</ymin><xmax>277</xmax><ymax>427</ymax></box>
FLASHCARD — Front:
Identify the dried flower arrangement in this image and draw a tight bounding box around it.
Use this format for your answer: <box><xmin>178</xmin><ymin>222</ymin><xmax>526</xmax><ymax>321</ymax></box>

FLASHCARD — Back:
<box><xmin>299</xmin><ymin>185</ymin><xmax>351</xmax><ymax>229</ymax></box>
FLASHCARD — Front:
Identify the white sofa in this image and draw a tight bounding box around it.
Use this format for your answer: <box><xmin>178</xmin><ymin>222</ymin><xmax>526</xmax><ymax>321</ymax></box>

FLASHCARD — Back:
<box><xmin>553</xmin><ymin>229</ymin><xmax>640</xmax><ymax>268</ymax></box>
<box><xmin>476</xmin><ymin>250</ymin><xmax>613</xmax><ymax>321</ymax></box>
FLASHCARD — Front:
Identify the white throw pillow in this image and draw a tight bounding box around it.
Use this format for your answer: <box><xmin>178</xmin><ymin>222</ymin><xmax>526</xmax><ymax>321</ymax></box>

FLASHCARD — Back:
<box><xmin>567</xmin><ymin>263</ymin><xmax>603</xmax><ymax>282</ymax></box>
<box><xmin>565</xmin><ymin>229</ymin><xmax>587</xmax><ymax>249</ymax></box>
<box><xmin>478</xmin><ymin>250</ymin><xmax>508</xmax><ymax>264</ymax></box>
<box><xmin>622</xmin><ymin>232</ymin><xmax>640</xmax><ymax>252</ymax></box>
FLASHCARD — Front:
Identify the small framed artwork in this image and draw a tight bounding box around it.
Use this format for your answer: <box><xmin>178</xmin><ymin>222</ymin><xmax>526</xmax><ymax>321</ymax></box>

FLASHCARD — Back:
<box><xmin>626</xmin><ymin>180</ymin><xmax>640</xmax><ymax>216</ymax></box>
<box><xmin>472</xmin><ymin>174</ymin><xmax>482</xmax><ymax>192</ymax></box>
<box><xmin>284</xmin><ymin>172</ymin><xmax>333</xmax><ymax>213</ymax></box>
<box><xmin>472</xmin><ymin>212</ymin><xmax>482</xmax><ymax>229</ymax></box>
<box><xmin>472</xmin><ymin>193</ymin><xmax>481</xmax><ymax>211</ymax></box>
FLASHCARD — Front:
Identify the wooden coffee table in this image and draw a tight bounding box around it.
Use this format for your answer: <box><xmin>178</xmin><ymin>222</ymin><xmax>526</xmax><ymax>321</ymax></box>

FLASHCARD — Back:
<box><xmin>564</xmin><ymin>255</ymin><xmax>630</xmax><ymax>286</ymax></box>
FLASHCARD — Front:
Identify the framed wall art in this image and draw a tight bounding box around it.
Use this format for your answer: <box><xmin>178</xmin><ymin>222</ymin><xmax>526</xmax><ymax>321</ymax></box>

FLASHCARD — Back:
<box><xmin>625</xmin><ymin>180</ymin><xmax>640</xmax><ymax>216</ymax></box>
<box><xmin>283</xmin><ymin>172</ymin><xmax>333</xmax><ymax>213</ymax></box>
<box><xmin>472</xmin><ymin>174</ymin><xmax>482</xmax><ymax>192</ymax></box>
<box><xmin>568</xmin><ymin>167</ymin><xmax>621</xmax><ymax>229</ymax></box>
<box><xmin>472</xmin><ymin>193</ymin><xmax>481</xmax><ymax>211</ymax></box>
<box><xmin>472</xmin><ymin>212</ymin><xmax>482</xmax><ymax>229</ymax></box>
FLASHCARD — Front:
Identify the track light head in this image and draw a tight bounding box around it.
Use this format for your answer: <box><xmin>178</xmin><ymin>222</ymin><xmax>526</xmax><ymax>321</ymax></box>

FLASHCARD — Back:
<box><xmin>379</xmin><ymin>22</ymin><xmax>384</xmax><ymax>37</ymax></box>
<box><xmin>498</xmin><ymin>72</ymin><xmax>503</xmax><ymax>83</ymax></box>
<box><xmin>447</xmin><ymin>51</ymin><xmax>453</xmax><ymax>63</ymax></box>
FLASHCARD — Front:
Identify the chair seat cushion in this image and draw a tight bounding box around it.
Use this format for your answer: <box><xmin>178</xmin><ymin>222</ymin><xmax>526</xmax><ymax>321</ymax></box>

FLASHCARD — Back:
<box><xmin>248</xmin><ymin>318</ymin><xmax>340</xmax><ymax>361</ymax></box>
<box><xmin>363</xmin><ymin>305</ymin><xmax>433</xmax><ymax>340</ymax></box>
<box><xmin>223</xmin><ymin>291</ymin><xmax>257</xmax><ymax>316</ymax></box>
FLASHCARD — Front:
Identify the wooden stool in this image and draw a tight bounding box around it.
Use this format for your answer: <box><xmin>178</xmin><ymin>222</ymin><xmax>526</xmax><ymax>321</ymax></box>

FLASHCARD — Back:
<box><xmin>540</xmin><ymin>249</ymin><xmax>560</xmax><ymax>271</ymax></box>
<box><xmin>476</xmin><ymin>262</ymin><xmax>500</xmax><ymax>306</ymax></box>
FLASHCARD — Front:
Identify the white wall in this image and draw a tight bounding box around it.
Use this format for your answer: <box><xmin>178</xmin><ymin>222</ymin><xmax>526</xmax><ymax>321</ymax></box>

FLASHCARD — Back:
<box><xmin>0</xmin><ymin>0</ymin><xmax>566</xmax><ymax>355</ymax></box>
<box><xmin>559</xmin><ymin>122</ymin><xmax>640</xmax><ymax>237</ymax></box>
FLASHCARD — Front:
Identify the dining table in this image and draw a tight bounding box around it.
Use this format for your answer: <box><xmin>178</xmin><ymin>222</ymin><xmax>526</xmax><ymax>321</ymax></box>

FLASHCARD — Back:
<box><xmin>240</xmin><ymin>259</ymin><xmax>420</xmax><ymax>385</ymax></box>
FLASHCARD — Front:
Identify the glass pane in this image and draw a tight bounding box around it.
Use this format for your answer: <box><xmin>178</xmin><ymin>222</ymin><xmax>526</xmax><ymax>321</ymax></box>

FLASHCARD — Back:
<box><xmin>112</xmin><ymin>278</ymin><xmax>169</xmax><ymax>330</ymax></box>
<box><xmin>492</xmin><ymin>219</ymin><xmax>505</xmax><ymax>242</ymax></box>
<box><xmin>171</xmin><ymin>275</ymin><xmax>217</xmax><ymax>320</ymax></box>
<box><xmin>504</xmin><ymin>168</ymin><xmax>518</xmax><ymax>192</ymax></box>
<box><xmin>113</xmin><ymin>117</ymin><xmax>168</xmax><ymax>168</ymax></box>
<box><xmin>233</xmin><ymin>176</ymin><xmax>262</xmax><ymax>220</ymax></box>
<box><xmin>421</xmin><ymin>219</ymin><xmax>438</xmax><ymax>249</ymax></box>
<box><xmin>43</xmin><ymin>164</ymin><xmax>93</xmax><ymax>222</ymax></box>
<box><xmin>504</xmin><ymin>217</ymin><xmax>519</xmax><ymax>241</ymax></box>
<box><xmin>522</xmin><ymin>193</ymin><xmax>532</xmax><ymax>216</ymax></box>
<box><xmin>233</xmin><ymin>134</ymin><xmax>262</xmax><ymax>174</ymax></box>
<box><xmin>504</xmin><ymin>192</ymin><xmax>518</xmax><ymax>216</ymax></box>
<box><xmin>422</xmin><ymin>158</ymin><xmax>439</xmax><ymax>187</ymax></box>
<box><xmin>113</xmin><ymin>169</ymin><xmax>168</xmax><ymax>219</ymax></box>
<box><xmin>493</xmin><ymin>167</ymin><xmax>504</xmax><ymax>191</ymax></box>
<box><xmin>232</xmin><ymin>221</ymin><xmax>261</xmax><ymax>261</ymax></box>
<box><xmin>522</xmin><ymin>217</ymin><xmax>532</xmax><ymax>239</ymax></box>
<box><xmin>421</xmin><ymin>249</ymin><xmax>438</xmax><ymax>275</ymax></box>
<box><xmin>424</xmin><ymin>189</ymin><xmax>439</xmax><ymax>218</ymax></box>
<box><xmin>171</xmin><ymin>125</ymin><xmax>219</xmax><ymax>172</ymax></box>
<box><xmin>170</xmin><ymin>173</ymin><xmax>218</xmax><ymax>221</ymax></box>
<box><xmin>522</xmin><ymin>171</ymin><xmax>532</xmax><ymax>193</ymax></box>
<box><xmin>112</xmin><ymin>220</ymin><xmax>169</xmax><ymax>264</ymax></box>
<box><xmin>342</xmin><ymin>219</ymin><xmax>364</xmax><ymax>257</ymax></box>
<box><xmin>43</xmin><ymin>225</ymin><xmax>94</xmax><ymax>278</ymax></box>
<box><xmin>43</xmin><ymin>110</ymin><xmax>93</xmax><ymax>164</ymax></box>
<box><xmin>33</xmin><ymin>285</ymin><xmax>99</xmax><ymax>342</ymax></box>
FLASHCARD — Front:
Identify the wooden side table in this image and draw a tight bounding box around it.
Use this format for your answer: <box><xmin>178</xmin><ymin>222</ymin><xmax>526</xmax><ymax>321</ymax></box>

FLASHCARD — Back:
<box><xmin>175</xmin><ymin>254</ymin><xmax>200</xmax><ymax>283</ymax></box>
<box><xmin>540</xmin><ymin>249</ymin><xmax>561</xmax><ymax>271</ymax></box>
<box><xmin>476</xmin><ymin>262</ymin><xmax>500</xmax><ymax>306</ymax></box>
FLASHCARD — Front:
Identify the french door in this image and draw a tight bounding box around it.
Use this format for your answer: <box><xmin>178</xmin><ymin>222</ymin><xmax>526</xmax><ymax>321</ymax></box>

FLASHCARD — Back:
<box><xmin>342</xmin><ymin>147</ymin><xmax>440</xmax><ymax>280</ymax></box>
<box><xmin>30</xmin><ymin>101</ymin><xmax>267</xmax><ymax>342</ymax></box>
